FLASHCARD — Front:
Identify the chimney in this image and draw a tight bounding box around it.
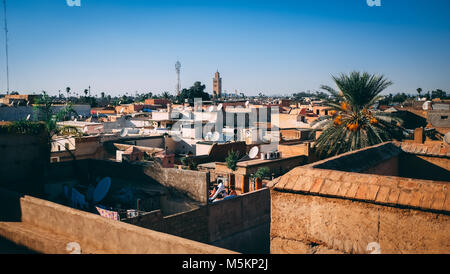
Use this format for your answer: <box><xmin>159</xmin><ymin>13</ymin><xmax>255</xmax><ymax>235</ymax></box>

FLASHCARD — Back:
<box><xmin>414</xmin><ymin>127</ymin><xmax>425</xmax><ymax>144</ymax></box>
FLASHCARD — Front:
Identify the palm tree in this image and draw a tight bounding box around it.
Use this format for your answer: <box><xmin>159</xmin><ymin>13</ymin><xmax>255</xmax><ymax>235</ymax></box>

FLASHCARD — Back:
<box><xmin>161</xmin><ymin>91</ymin><xmax>171</xmax><ymax>100</ymax></box>
<box><xmin>313</xmin><ymin>71</ymin><xmax>403</xmax><ymax>158</ymax></box>
<box><xmin>416</xmin><ymin>88</ymin><xmax>422</xmax><ymax>97</ymax></box>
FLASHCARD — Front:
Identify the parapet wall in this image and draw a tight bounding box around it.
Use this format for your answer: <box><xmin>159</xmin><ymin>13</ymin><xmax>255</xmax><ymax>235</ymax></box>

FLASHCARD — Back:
<box><xmin>0</xmin><ymin>193</ymin><xmax>234</xmax><ymax>254</ymax></box>
<box><xmin>124</xmin><ymin>188</ymin><xmax>271</xmax><ymax>254</ymax></box>
<box><xmin>269</xmin><ymin>164</ymin><xmax>450</xmax><ymax>254</ymax></box>
<box><xmin>270</xmin><ymin>190</ymin><xmax>450</xmax><ymax>254</ymax></box>
<box><xmin>144</xmin><ymin>163</ymin><xmax>209</xmax><ymax>204</ymax></box>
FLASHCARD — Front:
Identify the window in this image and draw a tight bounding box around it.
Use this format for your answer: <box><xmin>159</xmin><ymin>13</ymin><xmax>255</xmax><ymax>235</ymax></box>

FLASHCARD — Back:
<box><xmin>441</xmin><ymin>116</ymin><xmax>448</xmax><ymax>120</ymax></box>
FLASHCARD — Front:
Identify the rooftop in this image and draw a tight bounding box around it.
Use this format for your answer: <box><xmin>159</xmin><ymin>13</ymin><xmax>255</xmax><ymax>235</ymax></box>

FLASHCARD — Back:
<box><xmin>268</xmin><ymin>141</ymin><xmax>450</xmax><ymax>214</ymax></box>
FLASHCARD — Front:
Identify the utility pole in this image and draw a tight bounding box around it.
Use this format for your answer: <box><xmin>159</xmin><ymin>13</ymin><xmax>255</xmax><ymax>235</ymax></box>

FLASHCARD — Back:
<box><xmin>175</xmin><ymin>61</ymin><xmax>181</xmax><ymax>97</ymax></box>
<box><xmin>3</xmin><ymin>0</ymin><xmax>10</xmax><ymax>94</ymax></box>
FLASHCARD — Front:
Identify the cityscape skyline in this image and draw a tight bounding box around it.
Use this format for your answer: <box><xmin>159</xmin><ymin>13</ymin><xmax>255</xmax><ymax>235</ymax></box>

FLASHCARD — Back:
<box><xmin>0</xmin><ymin>0</ymin><xmax>449</xmax><ymax>97</ymax></box>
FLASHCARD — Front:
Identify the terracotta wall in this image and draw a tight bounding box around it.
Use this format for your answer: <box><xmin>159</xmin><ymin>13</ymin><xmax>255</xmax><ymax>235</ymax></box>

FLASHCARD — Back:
<box><xmin>271</xmin><ymin>190</ymin><xmax>450</xmax><ymax>254</ymax></box>
<box><xmin>363</xmin><ymin>156</ymin><xmax>399</xmax><ymax>177</ymax></box>
<box><xmin>269</xmin><ymin>163</ymin><xmax>450</xmax><ymax>254</ymax></box>
<box><xmin>0</xmin><ymin>194</ymin><xmax>234</xmax><ymax>254</ymax></box>
<box><xmin>124</xmin><ymin>188</ymin><xmax>271</xmax><ymax>254</ymax></box>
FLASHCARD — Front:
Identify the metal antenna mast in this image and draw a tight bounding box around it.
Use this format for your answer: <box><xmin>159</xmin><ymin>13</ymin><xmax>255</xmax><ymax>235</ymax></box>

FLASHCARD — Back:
<box><xmin>2</xmin><ymin>0</ymin><xmax>9</xmax><ymax>94</ymax></box>
<box><xmin>175</xmin><ymin>60</ymin><xmax>181</xmax><ymax>96</ymax></box>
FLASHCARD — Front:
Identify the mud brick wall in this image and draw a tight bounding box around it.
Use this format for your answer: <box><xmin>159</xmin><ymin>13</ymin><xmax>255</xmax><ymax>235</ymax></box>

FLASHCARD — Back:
<box><xmin>269</xmin><ymin>165</ymin><xmax>450</xmax><ymax>254</ymax></box>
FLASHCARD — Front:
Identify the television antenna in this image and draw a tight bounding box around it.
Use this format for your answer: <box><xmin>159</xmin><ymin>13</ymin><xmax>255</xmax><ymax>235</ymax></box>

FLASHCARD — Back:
<box><xmin>217</xmin><ymin>104</ymin><xmax>223</xmax><ymax>111</ymax></box>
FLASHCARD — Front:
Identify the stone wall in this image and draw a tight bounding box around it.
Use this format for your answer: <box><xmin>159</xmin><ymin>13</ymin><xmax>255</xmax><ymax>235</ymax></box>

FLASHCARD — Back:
<box><xmin>144</xmin><ymin>163</ymin><xmax>210</xmax><ymax>204</ymax></box>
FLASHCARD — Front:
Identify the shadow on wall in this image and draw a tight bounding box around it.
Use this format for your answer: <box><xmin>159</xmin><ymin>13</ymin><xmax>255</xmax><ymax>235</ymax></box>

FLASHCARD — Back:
<box><xmin>0</xmin><ymin>188</ymin><xmax>23</xmax><ymax>222</ymax></box>
<box><xmin>399</xmin><ymin>154</ymin><xmax>450</xmax><ymax>182</ymax></box>
<box><xmin>0</xmin><ymin>237</ymin><xmax>36</xmax><ymax>254</ymax></box>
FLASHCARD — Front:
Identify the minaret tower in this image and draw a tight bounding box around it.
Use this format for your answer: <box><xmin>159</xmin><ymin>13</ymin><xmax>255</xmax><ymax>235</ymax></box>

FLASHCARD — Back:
<box><xmin>213</xmin><ymin>70</ymin><xmax>222</xmax><ymax>98</ymax></box>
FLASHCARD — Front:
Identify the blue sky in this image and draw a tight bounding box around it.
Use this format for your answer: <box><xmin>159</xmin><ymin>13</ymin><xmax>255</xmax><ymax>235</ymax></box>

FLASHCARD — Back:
<box><xmin>0</xmin><ymin>0</ymin><xmax>449</xmax><ymax>97</ymax></box>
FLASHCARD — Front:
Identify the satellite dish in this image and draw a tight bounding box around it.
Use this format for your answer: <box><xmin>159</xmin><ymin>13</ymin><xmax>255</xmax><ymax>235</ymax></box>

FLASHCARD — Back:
<box><xmin>209</xmin><ymin>182</ymin><xmax>226</xmax><ymax>201</ymax></box>
<box><xmin>26</xmin><ymin>114</ymin><xmax>31</xmax><ymax>121</ymax></box>
<box><xmin>212</xmin><ymin>132</ymin><xmax>221</xmax><ymax>142</ymax></box>
<box><xmin>92</xmin><ymin>177</ymin><xmax>111</xmax><ymax>204</ymax></box>
<box><xmin>205</xmin><ymin>132</ymin><xmax>213</xmax><ymax>141</ymax></box>
<box><xmin>208</xmin><ymin>106</ymin><xmax>215</xmax><ymax>112</ymax></box>
<box><xmin>422</xmin><ymin>101</ymin><xmax>432</xmax><ymax>110</ymax></box>
<box><xmin>120</xmin><ymin>128</ymin><xmax>128</xmax><ymax>137</ymax></box>
<box><xmin>120</xmin><ymin>108</ymin><xmax>125</xmax><ymax>114</ymax></box>
<box><xmin>217</xmin><ymin>104</ymin><xmax>223</xmax><ymax>111</ymax></box>
<box><xmin>444</xmin><ymin>132</ymin><xmax>450</xmax><ymax>145</ymax></box>
<box><xmin>245</xmin><ymin>101</ymin><xmax>250</xmax><ymax>107</ymax></box>
<box><xmin>249</xmin><ymin>146</ymin><xmax>259</xmax><ymax>159</ymax></box>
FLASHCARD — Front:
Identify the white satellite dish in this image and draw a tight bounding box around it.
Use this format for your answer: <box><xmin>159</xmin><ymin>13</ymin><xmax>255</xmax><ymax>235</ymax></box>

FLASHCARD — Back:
<box><xmin>120</xmin><ymin>128</ymin><xmax>128</xmax><ymax>137</ymax></box>
<box><xmin>212</xmin><ymin>132</ymin><xmax>221</xmax><ymax>142</ymax></box>
<box><xmin>208</xmin><ymin>106</ymin><xmax>215</xmax><ymax>112</ymax></box>
<box><xmin>26</xmin><ymin>114</ymin><xmax>31</xmax><ymax>121</ymax></box>
<box><xmin>249</xmin><ymin>146</ymin><xmax>259</xmax><ymax>159</ymax></box>
<box><xmin>444</xmin><ymin>132</ymin><xmax>450</xmax><ymax>145</ymax></box>
<box><xmin>217</xmin><ymin>104</ymin><xmax>223</xmax><ymax>111</ymax></box>
<box><xmin>245</xmin><ymin>101</ymin><xmax>250</xmax><ymax>107</ymax></box>
<box><xmin>120</xmin><ymin>108</ymin><xmax>125</xmax><ymax>114</ymax></box>
<box><xmin>422</xmin><ymin>101</ymin><xmax>432</xmax><ymax>111</ymax></box>
<box><xmin>92</xmin><ymin>177</ymin><xmax>111</xmax><ymax>204</ymax></box>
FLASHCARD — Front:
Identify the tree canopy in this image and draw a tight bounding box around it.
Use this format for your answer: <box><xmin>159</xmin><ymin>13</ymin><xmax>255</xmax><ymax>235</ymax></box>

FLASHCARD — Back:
<box><xmin>314</xmin><ymin>72</ymin><xmax>404</xmax><ymax>158</ymax></box>
<box><xmin>178</xmin><ymin>81</ymin><xmax>210</xmax><ymax>103</ymax></box>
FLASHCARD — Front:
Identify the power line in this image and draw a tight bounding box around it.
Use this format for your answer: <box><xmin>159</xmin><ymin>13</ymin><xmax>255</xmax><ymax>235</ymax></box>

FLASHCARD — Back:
<box><xmin>3</xmin><ymin>0</ymin><xmax>10</xmax><ymax>94</ymax></box>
